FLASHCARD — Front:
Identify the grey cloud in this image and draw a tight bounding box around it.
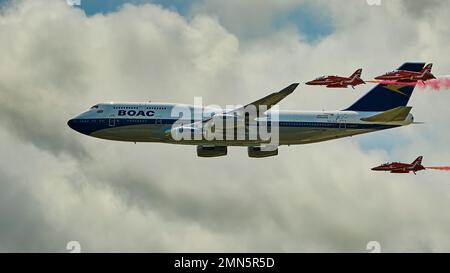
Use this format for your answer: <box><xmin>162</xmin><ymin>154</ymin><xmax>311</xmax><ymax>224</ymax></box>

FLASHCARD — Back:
<box><xmin>189</xmin><ymin>0</ymin><xmax>298</xmax><ymax>38</ymax></box>
<box><xmin>401</xmin><ymin>0</ymin><xmax>445</xmax><ymax>17</ymax></box>
<box><xmin>0</xmin><ymin>84</ymin><xmax>89</xmax><ymax>158</ymax></box>
<box><xmin>0</xmin><ymin>151</ymin><xmax>71</xmax><ymax>251</ymax></box>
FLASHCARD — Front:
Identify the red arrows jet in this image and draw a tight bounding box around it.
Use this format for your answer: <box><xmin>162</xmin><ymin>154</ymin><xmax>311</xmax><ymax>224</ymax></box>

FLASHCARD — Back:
<box><xmin>371</xmin><ymin>156</ymin><xmax>426</xmax><ymax>174</ymax></box>
<box><xmin>305</xmin><ymin>69</ymin><xmax>365</xmax><ymax>89</ymax></box>
<box><xmin>375</xmin><ymin>63</ymin><xmax>436</xmax><ymax>83</ymax></box>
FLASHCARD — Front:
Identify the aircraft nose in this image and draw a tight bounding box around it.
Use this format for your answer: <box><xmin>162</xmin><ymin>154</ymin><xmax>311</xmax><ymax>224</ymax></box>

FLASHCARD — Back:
<box><xmin>67</xmin><ymin>119</ymin><xmax>74</xmax><ymax>129</ymax></box>
<box><xmin>67</xmin><ymin>119</ymin><xmax>76</xmax><ymax>130</ymax></box>
<box><xmin>67</xmin><ymin>118</ymin><xmax>84</xmax><ymax>134</ymax></box>
<box><xmin>67</xmin><ymin>116</ymin><xmax>98</xmax><ymax>135</ymax></box>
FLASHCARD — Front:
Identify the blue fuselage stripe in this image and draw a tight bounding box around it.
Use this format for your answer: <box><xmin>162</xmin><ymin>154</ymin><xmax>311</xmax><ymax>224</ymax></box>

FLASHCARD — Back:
<box><xmin>69</xmin><ymin>118</ymin><xmax>399</xmax><ymax>135</ymax></box>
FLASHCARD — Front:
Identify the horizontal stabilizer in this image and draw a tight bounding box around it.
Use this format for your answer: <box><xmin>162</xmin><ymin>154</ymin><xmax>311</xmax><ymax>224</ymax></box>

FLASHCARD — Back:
<box><xmin>361</xmin><ymin>106</ymin><xmax>412</xmax><ymax>122</ymax></box>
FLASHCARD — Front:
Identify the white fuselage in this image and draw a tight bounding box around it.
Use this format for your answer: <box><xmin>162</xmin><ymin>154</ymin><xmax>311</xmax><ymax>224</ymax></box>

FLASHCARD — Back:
<box><xmin>68</xmin><ymin>102</ymin><xmax>413</xmax><ymax>146</ymax></box>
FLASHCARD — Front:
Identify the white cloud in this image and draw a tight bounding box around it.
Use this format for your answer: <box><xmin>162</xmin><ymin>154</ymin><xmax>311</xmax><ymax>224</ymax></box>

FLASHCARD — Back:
<box><xmin>189</xmin><ymin>0</ymin><xmax>306</xmax><ymax>38</ymax></box>
<box><xmin>1</xmin><ymin>0</ymin><xmax>450</xmax><ymax>252</ymax></box>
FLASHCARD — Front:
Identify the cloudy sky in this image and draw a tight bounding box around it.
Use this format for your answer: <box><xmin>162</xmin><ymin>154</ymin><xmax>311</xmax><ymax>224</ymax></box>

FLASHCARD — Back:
<box><xmin>1</xmin><ymin>0</ymin><xmax>450</xmax><ymax>252</ymax></box>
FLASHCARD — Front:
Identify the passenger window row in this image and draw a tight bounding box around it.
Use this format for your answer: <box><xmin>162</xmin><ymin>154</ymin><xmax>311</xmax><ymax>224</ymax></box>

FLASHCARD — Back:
<box><xmin>113</xmin><ymin>106</ymin><xmax>168</xmax><ymax>110</ymax></box>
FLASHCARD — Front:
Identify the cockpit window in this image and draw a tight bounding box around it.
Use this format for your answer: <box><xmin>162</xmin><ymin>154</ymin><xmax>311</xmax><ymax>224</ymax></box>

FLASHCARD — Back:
<box><xmin>90</xmin><ymin>105</ymin><xmax>99</xmax><ymax>109</ymax></box>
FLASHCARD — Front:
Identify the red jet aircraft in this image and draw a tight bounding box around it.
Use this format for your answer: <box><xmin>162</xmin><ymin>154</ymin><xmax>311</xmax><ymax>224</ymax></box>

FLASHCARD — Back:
<box><xmin>371</xmin><ymin>156</ymin><xmax>426</xmax><ymax>174</ymax></box>
<box><xmin>305</xmin><ymin>69</ymin><xmax>365</xmax><ymax>89</ymax></box>
<box><xmin>375</xmin><ymin>63</ymin><xmax>436</xmax><ymax>83</ymax></box>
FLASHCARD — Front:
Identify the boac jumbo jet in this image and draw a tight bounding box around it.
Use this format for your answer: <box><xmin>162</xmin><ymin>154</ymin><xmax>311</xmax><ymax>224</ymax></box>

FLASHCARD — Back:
<box><xmin>68</xmin><ymin>63</ymin><xmax>424</xmax><ymax>158</ymax></box>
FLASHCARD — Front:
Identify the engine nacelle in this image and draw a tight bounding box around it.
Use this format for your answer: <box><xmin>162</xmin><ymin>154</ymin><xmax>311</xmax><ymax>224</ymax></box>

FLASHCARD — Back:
<box><xmin>197</xmin><ymin>145</ymin><xmax>227</xmax><ymax>157</ymax></box>
<box><xmin>248</xmin><ymin>146</ymin><xmax>278</xmax><ymax>158</ymax></box>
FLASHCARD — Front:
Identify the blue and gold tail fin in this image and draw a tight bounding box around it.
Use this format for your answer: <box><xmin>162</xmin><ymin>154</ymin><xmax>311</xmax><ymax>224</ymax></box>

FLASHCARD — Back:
<box><xmin>345</xmin><ymin>63</ymin><xmax>425</xmax><ymax>112</ymax></box>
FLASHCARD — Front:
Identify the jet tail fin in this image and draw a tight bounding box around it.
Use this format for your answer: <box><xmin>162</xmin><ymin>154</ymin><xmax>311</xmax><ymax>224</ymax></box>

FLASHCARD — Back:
<box><xmin>360</xmin><ymin>106</ymin><xmax>412</xmax><ymax>122</ymax></box>
<box><xmin>411</xmin><ymin>156</ymin><xmax>423</xmax><ymax>166</ymax></box>
<box><xmin>350</xmin><ymin>68</ymin><xmax>363</xmax><ymax>80</ymax></box>
<box><xmin>423</xmin><ymin>63</ymin><xmax>433</xmax><ymax>73</ymax></box>
<box><xmin>420</xmin><ymin>63</ymin><xmax>433</xmax><ymax>78</ymax></box>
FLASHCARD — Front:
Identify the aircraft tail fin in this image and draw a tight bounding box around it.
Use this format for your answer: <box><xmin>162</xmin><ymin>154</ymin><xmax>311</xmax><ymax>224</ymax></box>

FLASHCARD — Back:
<box><xmin>411</xmin><ymin>156</ymin><xmax>423</xmax><ymax>166</ymax></box>
<box><xmin>420</xmin><ymin>63</ymin><xmax>433</xmax><ymax>77</ymax></box>
<box><xmin>423</xmin><ymin>63</ymin><xmax>433</xmax><ymax>73</ymax></box>
<box><xmin>345</xmin><ymin>63</ymin><xmax>425</xmax><ymax>112</ymax></box>
<box><xmin>350</xmin><ymin>68</ymin><xmax>363</xmax><ymax>80</ymax></box>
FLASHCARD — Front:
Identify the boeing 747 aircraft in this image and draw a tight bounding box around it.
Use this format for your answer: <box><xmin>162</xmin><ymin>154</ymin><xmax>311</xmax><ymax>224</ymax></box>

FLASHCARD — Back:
<box><xmin>68</xmin><ymin>63</ymin><xmax>424</xmax><ymax>158</ymax></box>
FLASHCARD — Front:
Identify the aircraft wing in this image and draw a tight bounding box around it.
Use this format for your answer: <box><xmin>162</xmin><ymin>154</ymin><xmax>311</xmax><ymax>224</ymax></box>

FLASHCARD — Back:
<box><xmin>235</xmin><ymin>83</ymin><xmax>300</xmax><ymax>115</ymax></box>
<box><xmin>175</xmin><ymin>83</ymin><xmax>299</xmax><ymax>130</ymax></box>
<box><xmin>326</xmin><ymin>83</ymin><xmax>347</xmax><ymax>88</ymax></box>
<box><xmin>390</xmin><ymin>169</ymin><xmax>410</xmax><ymax>173</ymax></box>
<box><xmin>360</xmin><ymin>106</ymin><xmax>412</xmax><ymax>122</ymax></box>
